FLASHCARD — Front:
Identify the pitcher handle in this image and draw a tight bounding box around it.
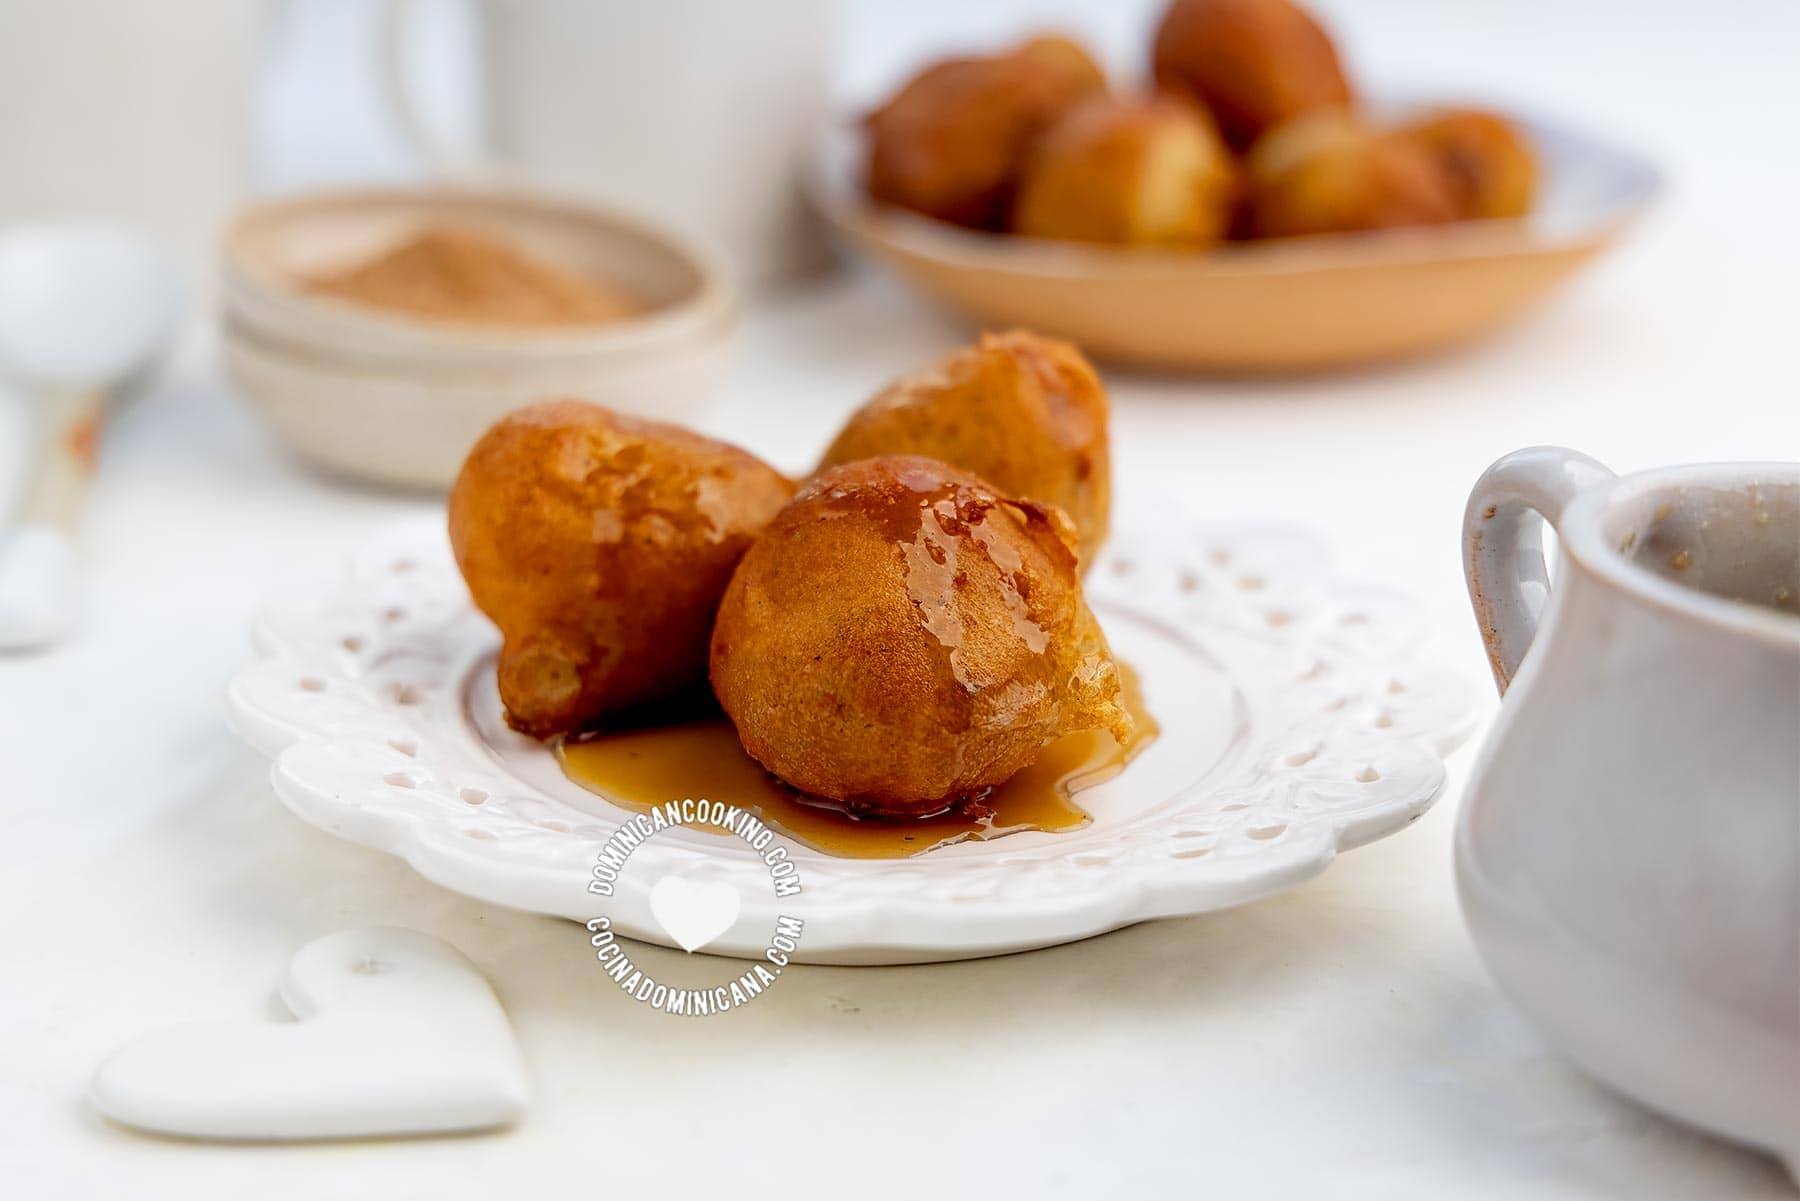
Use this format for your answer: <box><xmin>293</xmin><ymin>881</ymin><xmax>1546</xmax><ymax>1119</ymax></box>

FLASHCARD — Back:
<box><xmin>376</xmin><ymin>0</ymin><xmax>492</xmax><ymax>176</ymax></box>
<box><xmin>1463</xmin><ymin>447</ymin><xmax>1616</xmax><ymax>694</ymax></box>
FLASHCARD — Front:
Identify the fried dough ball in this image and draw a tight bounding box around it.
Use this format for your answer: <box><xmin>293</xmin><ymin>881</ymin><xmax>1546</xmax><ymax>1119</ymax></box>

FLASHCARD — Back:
<box><xmin>1151</xmin><ymin>0</ymin><xmax>1353</xmax><ymax>150</ymax></box>
<box><xmin>1244</xmin><ymin>111</ymin><xmax>1458</xmax><ymax>238</ymax></box>
<box><xmin>1015</xmin><ymin>33</ymin><xmax>1107</xmax><ymax>93</ymax></box>
<box><xmin>864</xmin><ymin>34</ymin><xmax>1107</xmax><ymax>230</ymax></box>
<box><xmin>1013</xmin><ymin>93</ymin><xmax>1237</xmax><ymax>248</ymax></box>
<box><xmin>449</xmin><ymin>400</ymin><xmax>793</xmax><ymax>738</ymax></box>
<box><xmin>710</xmin><ymin>456</ymin><xmax>1132</xmax><ymax>816</ymax></box>
<box><xmin>816</xmin><ymin>330</ymin><xmax>1112</xmax><ymax>564</ymax></box>
<box><xmin>1391</xmin><ymin>108</ymin><xmax>1537</xmax><ymax>220</ymax></box>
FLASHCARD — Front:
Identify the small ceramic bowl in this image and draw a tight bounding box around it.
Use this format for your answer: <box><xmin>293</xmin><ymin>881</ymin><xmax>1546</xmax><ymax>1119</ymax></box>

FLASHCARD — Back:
<box><xmin>810</xmin><ymin>105</ymin><xmax>1661</xmax><ymax>373</ymax></box>
<box><xmin>222</xmin><ymin>186</ymin><xmax>735</xmax><ymax>488</ymax></box>
<box><xmin>223</xmin><ymin>314</ymin><xmax>731</xmax><ymax>489</ymax></box>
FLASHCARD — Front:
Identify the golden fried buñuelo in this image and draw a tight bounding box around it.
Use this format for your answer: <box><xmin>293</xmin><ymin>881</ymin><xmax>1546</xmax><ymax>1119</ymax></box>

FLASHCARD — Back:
<box><xmin>450</xmin><ymin>399</ymin><xmax>793</xmax><ymax>738</ymax></box>
<box><xmin>710</xmin><ymin>455</ymin><xmax>1131</xmax><ymax>816</ymax></box>
<box><xmin>1152</xmin><ymin>0</ymin><xmax>1354</xmax><ymax>150</ymax></box>
<box><xmin>865</xmin><ymin>34</ymin><xmax>1107</xmax><ymax>229</ymax></box>
<box><xmin>817</xmin><ymin>330</ymin><xmax>1112</xmax><ymax>564</ymax></box>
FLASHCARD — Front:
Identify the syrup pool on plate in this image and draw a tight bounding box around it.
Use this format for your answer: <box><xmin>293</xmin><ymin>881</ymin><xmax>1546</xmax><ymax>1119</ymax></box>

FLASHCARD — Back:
<box><xmin>557</xmin><ymin>664</ymin><xmax>1158</xmax><ymax>859</ymax></box>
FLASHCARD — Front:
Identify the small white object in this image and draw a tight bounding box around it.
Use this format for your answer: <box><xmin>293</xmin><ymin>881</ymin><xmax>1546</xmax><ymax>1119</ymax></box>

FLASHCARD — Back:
<box><xmin>0</xmin><ymin>522</ymin><xmax>78</xmax><ymax>649</ymax></box>
<box><xmin>649</xmin><ymin>877</ymin><xmax>742</xmax><ymax>953</ymax></box>
<box><xmin>0</xmin><ymin>221</ymin><xmax>180</xmax><ymax>389</ymax></box>
<box><xmin>0</xmin><ymin>220</ymin><xmax>180</xmax><ymax>651</ymax></box>
<box><xmin>90</xmin><ymin>927</ymin><xmax>529</xmax><ymax>1141</ymax></box>
<box><xmin>227</xmin><ymin>514</ymin><xmax>1478</xmax><ymax>965</ymax></box>
<box><xmin>1460</xmin><ymin>449</ymin><xmax>1800</xmax><ymax>1173</ymax></box>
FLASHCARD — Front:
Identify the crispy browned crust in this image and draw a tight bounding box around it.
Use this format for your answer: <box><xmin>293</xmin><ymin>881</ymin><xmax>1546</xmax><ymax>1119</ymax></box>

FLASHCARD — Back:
<box><xmin>710</xmin><ymin>455</ymin><xmax>1131</xmax><ymax>815</ymax></box>
<box><xmin>1151</xmin><ymin>0</ymin><xmax>1353</xmax><ymax>150</ymax></box>
<box><xmin>1390</xmin><ymin>108</ymin><xmax>1537</xmax><ymax>221</ymax></box>
<box><xmin>864</xmin><ymin>34</ymin><xmax>1107</xmax><ymax>230</ymax></box>
<box><xmin>1244</xmin><ymin>111</ymin><xmax>1459</xmax><ymax>238</ymax></box>
<box><xmin>817</xmin><ymin>330</ymin><xmax>1112</xmax><ymax>566</ymax></box>
<box><xmin>448</xmin><ymin>399</ymin><xmax>794</xmax><ymax>738</ymax></box>
<box><xmin>1014</xmin><ymin>92</ymin><xmax>1237</xmax><ymax>248</ymax></box>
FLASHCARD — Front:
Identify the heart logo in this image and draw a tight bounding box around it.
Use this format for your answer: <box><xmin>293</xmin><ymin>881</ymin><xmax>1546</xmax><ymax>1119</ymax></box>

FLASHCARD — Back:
<box><xmin>90</xmin><ymin>927</ymin><xmax>528</xmax><ymax>1141</ymax></box>
<box><xmin>649</xmin><ymin>876</ymin><xmax>741</xmax><ymax>953</ymax></box>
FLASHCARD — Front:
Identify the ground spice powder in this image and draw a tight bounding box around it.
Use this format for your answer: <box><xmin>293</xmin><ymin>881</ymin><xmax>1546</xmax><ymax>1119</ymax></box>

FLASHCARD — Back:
<box><xmin>309</xmin><ymin>224</ymin><xmax>641</xmax><ymax>327</ymax></box>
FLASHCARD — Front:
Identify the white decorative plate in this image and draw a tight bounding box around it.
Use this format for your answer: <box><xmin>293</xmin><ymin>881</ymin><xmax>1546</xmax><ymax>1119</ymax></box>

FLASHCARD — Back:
<box><xmin>228</xmin><ymin>516</ymin><xmax>1477</xmax><ymax>965</ymax></box>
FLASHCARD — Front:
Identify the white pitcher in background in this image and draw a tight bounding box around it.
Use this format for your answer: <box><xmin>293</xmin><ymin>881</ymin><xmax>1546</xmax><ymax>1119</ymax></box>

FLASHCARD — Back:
<box><xmin>1458</xmin><ymin>446</ymin><xmax>1800</xmax><ymax>1173</ymax></box>
<box><xmin>0</xmin><ymin>0</ymin><xmax>255</xmax><ymax>277</ymax></box>
<box><xmin>380</xmin><ymin>0</ymin><xmax>834</xmax><ymax>289</ymax></box>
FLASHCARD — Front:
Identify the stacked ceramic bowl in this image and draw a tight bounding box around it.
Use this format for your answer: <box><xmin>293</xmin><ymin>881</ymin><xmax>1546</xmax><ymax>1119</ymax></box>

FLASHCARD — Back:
<box><xmin>222</xmin><ymin>188</ymin><xmax>735</xmax><ymax>489</ymax></box>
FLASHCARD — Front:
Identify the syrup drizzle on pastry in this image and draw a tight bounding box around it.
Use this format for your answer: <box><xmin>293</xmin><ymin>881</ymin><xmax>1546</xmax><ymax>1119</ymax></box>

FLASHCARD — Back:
<box><xmin>558</xmin><ymin>663</ymin><xmax>1157</xmax><ymax>859</ymax></box>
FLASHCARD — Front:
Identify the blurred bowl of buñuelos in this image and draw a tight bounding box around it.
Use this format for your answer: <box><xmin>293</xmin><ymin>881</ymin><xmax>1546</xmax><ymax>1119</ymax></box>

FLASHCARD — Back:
<box><xmin>811</xmin><ymin>0</ymin><xmax>1661</xmax><ymax>373</ymax></box>
<box><xmin>222</xmin><ymin>186</ymin><xmax>734</xmax><ymax>488</ymax></box>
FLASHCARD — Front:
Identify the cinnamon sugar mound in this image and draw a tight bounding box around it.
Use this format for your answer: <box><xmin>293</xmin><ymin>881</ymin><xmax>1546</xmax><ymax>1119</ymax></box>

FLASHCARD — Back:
<box><xmin>309</xmin><ymin>225</ymin><xmax>641</xmax><ymax>327</ymax></box>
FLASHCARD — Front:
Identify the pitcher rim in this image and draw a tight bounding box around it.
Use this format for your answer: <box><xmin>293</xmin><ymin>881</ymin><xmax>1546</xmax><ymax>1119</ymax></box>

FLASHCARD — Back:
<box><xmin>1560</xmin><ymin>461</ymin><xmax>1800</xmax><ymax>649</ymax></box>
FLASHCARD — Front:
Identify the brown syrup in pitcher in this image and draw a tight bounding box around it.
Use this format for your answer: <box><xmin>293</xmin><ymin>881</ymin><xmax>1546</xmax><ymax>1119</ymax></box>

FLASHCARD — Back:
<box><xmin>557</xmin><ymin>664</ymin><xmax>1158</xmax><ymax>859</ymax></box>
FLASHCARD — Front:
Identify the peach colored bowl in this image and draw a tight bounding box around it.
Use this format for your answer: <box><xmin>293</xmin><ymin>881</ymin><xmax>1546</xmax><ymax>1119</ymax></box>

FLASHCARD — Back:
<box><xmin>809</xmin><ymin>112</ymin><xmax>1660</xmax><ymax>373</ymax></box>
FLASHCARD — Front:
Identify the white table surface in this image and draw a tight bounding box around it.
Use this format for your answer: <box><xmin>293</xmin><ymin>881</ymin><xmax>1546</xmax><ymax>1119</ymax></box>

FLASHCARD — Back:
<box><xmin>4</xmin><ymin>1</ymin><xmax>1799</xmax><ymax>1196</ymax></box>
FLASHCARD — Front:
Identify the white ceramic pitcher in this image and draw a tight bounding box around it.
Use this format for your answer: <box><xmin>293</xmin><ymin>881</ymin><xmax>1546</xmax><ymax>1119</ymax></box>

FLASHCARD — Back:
<box><xmin>1458</xmin><ymin>446</ymin><xmax>1800</xmax><ymax>1171</ymax></box>
<box><xmin>0</xmin><ymin>0</ymin><xmax>254</xmax><ymax>274</ymax></box>
<box><xmin>379</xmin><ymin>0</ymin><xmax>833</xmax><ymax>289</ymax></box>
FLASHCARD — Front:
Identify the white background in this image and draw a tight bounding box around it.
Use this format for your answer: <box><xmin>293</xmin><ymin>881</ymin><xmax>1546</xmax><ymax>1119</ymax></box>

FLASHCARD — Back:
<box><xmin>2</xmin><ymin>0</ymin><xmax>1798</xmax><ymax>1196</ymax></box>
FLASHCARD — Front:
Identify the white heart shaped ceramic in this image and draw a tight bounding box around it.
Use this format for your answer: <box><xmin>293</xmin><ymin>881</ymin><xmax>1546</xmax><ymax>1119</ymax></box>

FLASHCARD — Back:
<box><xmin>226</xmin><ymin>514</ymin><xmax>1477</xmax><ymax>965</ymax></box>
<box><xmin>90</xmin><ymin>927</ymin><xmax>528</xmax><ymax>1141</ymax></box>
<box><xmin>1459</xmin><ymin>447</ymin><xmax>1800</xmax><ymax>1173</ymax></box>
<box><xmin>650</xmin><ymin>877</ymin><xmax>743</xmax><ymax>954</ymax></box>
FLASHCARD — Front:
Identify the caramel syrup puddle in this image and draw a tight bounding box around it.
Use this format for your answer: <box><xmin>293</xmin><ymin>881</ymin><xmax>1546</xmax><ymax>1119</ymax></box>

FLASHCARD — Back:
<box><xmin>557</xmin><ymin>663</ymin><xmax>1158</xmax><ymax>860</ymax></box>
